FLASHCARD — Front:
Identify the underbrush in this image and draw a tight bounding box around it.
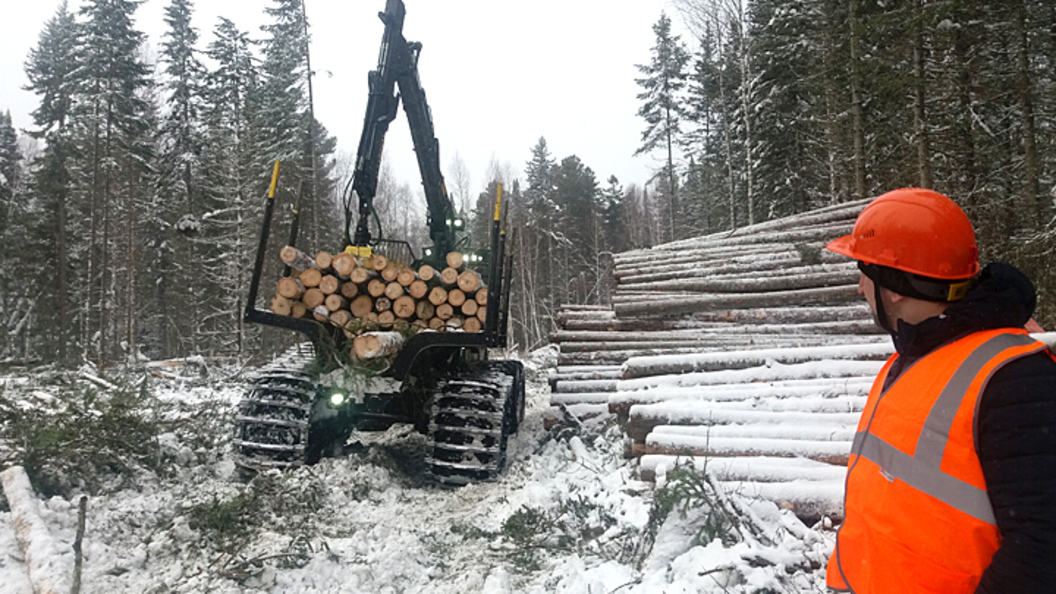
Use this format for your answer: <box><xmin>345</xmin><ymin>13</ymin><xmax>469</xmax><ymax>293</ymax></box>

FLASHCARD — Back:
<box><xmin>0</xmin><ymin>367</ymin><xmax>236</xmax><ymax>498</ymax></box>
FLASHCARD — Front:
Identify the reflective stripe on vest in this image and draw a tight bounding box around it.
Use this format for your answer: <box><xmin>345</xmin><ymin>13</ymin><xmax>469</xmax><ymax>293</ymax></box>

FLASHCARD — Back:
<box><xmin>850</xmin><ymin>332</ymin><xmax>1040</xmax><ymax>526</ymax></box>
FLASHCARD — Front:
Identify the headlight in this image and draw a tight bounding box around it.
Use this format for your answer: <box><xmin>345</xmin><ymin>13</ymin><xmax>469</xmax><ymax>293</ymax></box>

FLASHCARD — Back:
<box><xmin>329</xmin><ymin>392</ymin><xmax>346</xmax><ymax>407</ymax></box>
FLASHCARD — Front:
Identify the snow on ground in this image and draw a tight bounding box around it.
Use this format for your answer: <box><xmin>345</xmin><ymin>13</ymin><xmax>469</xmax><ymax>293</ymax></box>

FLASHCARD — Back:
<box><xmin>0</xmin><ymin>349</ymin><xmax>834</xmax><ymax>593</ymax></box>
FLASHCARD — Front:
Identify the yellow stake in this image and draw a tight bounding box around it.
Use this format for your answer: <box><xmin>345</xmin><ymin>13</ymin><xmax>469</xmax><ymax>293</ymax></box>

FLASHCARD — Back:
<box><xmin>493</xmin><ymin>183</ymin><xmax>503</xmax><ymax>221</ymax></box>
<box><xmin>268</xmin><ymin>161</ymin><xmax>281</xmax><ymax>199</ymax></box>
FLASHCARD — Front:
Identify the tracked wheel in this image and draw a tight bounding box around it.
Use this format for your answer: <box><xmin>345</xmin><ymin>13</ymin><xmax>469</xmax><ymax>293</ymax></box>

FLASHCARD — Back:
<box><xmin>426</xmin><ymin>360</ymin><xmax>525</xmax><ymax>485</ymax></box>
<box><xmin>232</xmin><ymin>343</ymin><xmax>317</xmax><ymax>477</ymax></box>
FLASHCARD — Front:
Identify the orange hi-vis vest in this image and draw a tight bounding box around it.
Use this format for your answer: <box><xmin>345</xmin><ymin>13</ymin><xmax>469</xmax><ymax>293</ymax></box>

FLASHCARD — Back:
<box><xmin>827</xmin><ymin>328</ymin><xmax>1048</xmax><ymax>594</ymax></box>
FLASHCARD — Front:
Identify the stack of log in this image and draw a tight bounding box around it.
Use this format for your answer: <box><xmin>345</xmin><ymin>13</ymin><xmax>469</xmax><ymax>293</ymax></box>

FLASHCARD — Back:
<box><xmin>269</xmin><ymin>247</ymin><xmax>489</xmax><ymax>361</ymax></box>
<box><xmin>546</xmin><ymin>198</ymin><xmax>894</xmax><ymax>520</ymax></box>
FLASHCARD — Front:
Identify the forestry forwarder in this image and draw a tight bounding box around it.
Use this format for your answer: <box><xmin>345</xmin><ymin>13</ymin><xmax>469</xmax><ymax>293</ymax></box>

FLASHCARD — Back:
<box><xmin>234</xmin><ymin>0</ymin><xmax>524</xmax><ymax>485</ymax></box>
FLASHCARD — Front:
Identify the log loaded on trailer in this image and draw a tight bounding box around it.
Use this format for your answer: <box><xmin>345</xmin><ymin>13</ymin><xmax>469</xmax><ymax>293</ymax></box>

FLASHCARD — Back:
<box><xmin>234</xmin><ymin>0</ymin><xmax>524</xmax><ymax>485</ymax></box>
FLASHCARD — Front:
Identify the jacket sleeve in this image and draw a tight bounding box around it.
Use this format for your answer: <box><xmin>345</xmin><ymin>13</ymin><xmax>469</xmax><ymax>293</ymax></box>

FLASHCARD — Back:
<box><xmin>974</xmin><ymin>351</ymin><xmax>1056</xmax><ymax>593</ymax></box>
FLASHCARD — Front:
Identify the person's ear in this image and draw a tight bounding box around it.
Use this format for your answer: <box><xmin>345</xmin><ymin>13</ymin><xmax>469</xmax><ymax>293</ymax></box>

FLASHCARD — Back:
<box><xmin>884</xmin><ymin>288</ymin><xmax>907</xmax><ymax>304</ymax></box>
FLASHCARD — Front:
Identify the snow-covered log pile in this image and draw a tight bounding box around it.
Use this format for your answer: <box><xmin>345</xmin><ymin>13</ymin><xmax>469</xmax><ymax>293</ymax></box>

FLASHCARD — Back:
<box><xmin>549</xmin><ymin>199</ymin><xmax>894</xmax><ymax>519</ymax></box>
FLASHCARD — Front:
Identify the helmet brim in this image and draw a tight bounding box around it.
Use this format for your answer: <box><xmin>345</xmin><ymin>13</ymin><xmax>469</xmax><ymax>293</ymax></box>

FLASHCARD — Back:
<box><xmin>825</xmin><ymin>234</ymin><xmax>855</xmax><ymax>259</ymax></box>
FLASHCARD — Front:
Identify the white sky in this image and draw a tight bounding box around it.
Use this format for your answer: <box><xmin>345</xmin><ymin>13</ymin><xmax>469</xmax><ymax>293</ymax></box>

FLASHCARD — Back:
<box><xmin>1</xmin><ymin>0</ymin><xmax>680</xmax><ymax>200</ymax></box>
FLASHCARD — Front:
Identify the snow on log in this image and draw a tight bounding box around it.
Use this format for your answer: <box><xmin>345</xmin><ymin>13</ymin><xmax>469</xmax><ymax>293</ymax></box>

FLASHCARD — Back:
<box><xmin>641</xmin><ymin>454</ymin><xmax>846</xmax><ymax>483</ymax></box>
<box><xmin>612</xmin><ymin>223</ymin><xmax>851</xmax><ymax>266</ymax></box>
<box><xmin>613</xmin><ymin>285</ymin><xmax>861</xmax><ymax>318</ymax></box>
<box><xmin>618</xmin><ymin>359</ymin><xmax>884</xmax><ymax>392</ymax></box>
<box><xmin>610</xmin><ymin>379</ymin><xmax>871</xmax><ymax>410</ymax></box>
<box><xmin>1</xmin><ymin>466</ymin><xmax>69</xmax><ymax>594</ymax></box>
<box><xmin>550</xmin><ymin>392</ymin><xmax>616</xmax><ymax>405</ymax></box>
<box><xmin>644</xmin><ymin>434</ymin><xmax>851</xmax><ymax>466</ymax></box>
<box><xmin>640</xmin><ymin>455</ymin><xmax>848</xmax><ymax>520</ymax></box>
<box><xmin>552</xmin><ymin>379</ymin><xmax>619</xmax><ymax>393</ymax></box>
<box><xmin>616</xmin><ymin>269</ymin><xmax>858</xmax><ymax>295</ymax></box>
<box><xmin>352</xmin><ymin>332</ymin><xmax>406</xmax><ymax>359</ymax></box>
<box><xmin>627</xmin><ymin>404</ymin><xmax>861</xmax><ymax>445</ymax></box>
<box><xmin>620</xmin><ymin>340</ymin><xmax>894</xmax><ymax>379</ymax></box>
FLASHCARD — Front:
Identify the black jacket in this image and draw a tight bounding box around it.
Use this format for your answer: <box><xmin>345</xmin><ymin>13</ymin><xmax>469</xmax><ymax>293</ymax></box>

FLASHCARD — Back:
<box><xmin>886</xmin><ymin>262</ymin><xmax>1056</xmax><ymax>592</ymax></box>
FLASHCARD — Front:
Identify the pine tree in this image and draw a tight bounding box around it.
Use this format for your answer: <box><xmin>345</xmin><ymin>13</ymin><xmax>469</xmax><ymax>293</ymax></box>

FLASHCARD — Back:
<box><xmin>635</xmin><ymin>12</ymin><xmax>690</xmax><ymax>242</ymax></box>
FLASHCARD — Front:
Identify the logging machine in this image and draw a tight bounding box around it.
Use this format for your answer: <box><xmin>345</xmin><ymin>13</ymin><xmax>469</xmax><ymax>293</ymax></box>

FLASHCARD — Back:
<box><xmin>235</xmin><ymin>0</ymin><xmax>524</xmax><ymax>485</ymax></box>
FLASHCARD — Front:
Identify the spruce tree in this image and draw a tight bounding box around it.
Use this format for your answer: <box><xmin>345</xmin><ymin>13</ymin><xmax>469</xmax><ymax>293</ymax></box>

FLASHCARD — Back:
<box><xmin>155</xmin><ymin>0</ymin><xmax>206</xmax><ymax>357</ymax></box>
<box><xmin>72</xmin><ymin>0</ymin><xmax>155</xmax><ymax>367</ymax></box>
<box><xmin>22</xmin><ymin>1</ymin><xmax>79</xmax><ymax>364</ymax></box>
<box><xmin>635</xmin><ymin>12</ymin><xmax>690</xmax><ymax>242</ymax></box>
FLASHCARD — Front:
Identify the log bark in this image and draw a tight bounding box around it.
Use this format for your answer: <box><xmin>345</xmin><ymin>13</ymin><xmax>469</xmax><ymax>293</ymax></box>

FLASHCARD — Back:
<box><xmin>375</xmin><ymin>296</ymin><xmax>392</xmax><ymax>312</ymax></box>
<box><xmin>1</xmin><ymin>465</ymin><xmax>68</xmax><ymax>594</ymax></box>
<box><xmin>446</xmin><ymin>316</ymin><xmax>464</xmax><ymax>330</ymax></box>
<box><xmin>353</xmin><ymin>331</ymin><xmax>406</xmax><ymax>359</ymax></box>
<box><xmin>280</xmin><ymin>246</ymin><xmax>317</xmax><ymax>271</ymax></box>
<box><xmin>616</xmin><ymin>256</ymin><xmax>852</xmax><ymax>286</ymax></box>
<box><xmin>621</xmin><ymin>340</ymin><xmax>894</xmax><ymax>379</ymax></box>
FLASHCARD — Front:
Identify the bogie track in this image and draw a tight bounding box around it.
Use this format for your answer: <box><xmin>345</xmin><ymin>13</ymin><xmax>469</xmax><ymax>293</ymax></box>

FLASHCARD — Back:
<box><xmin>233</xmin><ymin>343</ymin><xmax>317</xmax><ymax>475</ymax></box>
<box><xmin>426</xmin><ymin>360</ymin><xmax>525</xmax><ymax>485</ymax></box>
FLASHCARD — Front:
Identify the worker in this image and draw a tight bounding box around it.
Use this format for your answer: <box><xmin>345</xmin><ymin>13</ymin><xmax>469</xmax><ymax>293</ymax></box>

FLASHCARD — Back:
<box><xmin>823</xmin><ymin>188</ymin><xmax>1056</xmax><ymax>593</ymax></box>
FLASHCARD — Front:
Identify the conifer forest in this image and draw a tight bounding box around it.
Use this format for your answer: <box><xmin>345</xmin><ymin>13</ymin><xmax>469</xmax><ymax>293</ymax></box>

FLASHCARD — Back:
<box><xmin>2</xmin><ymin>0</ymin><xmax>1056</xmax><ymax>369</ymax></box>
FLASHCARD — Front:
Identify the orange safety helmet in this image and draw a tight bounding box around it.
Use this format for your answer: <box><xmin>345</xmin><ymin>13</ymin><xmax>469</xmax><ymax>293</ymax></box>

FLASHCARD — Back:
<box><xmin>827</xmin><ymin>188</ymin><xmax>979</xmax><ymax>281</ymax></box>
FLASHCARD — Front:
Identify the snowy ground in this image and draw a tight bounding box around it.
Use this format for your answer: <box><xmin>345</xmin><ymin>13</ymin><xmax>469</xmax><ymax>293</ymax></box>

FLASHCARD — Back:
<box><xmin>0</xmin><ymin>349</ymin><xmax>833</xmax><ymax>593</ymax></box>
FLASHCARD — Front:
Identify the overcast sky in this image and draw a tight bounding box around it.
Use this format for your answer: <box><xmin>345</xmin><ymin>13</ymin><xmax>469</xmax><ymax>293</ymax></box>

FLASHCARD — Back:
<box><xmin>1</xmin><ymin>0</ymin><xmax>679</xmax><ymax>201</ymax></box>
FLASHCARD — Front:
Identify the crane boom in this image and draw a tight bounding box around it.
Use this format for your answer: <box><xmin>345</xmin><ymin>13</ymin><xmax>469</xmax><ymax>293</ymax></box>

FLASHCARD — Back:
<box><xmin>347</xmin><ymin>0</ymin><xmax>457</xmax><ymax>260</ymax></box>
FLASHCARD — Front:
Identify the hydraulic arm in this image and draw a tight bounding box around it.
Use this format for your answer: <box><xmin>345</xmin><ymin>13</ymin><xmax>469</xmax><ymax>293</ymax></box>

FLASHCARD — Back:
<box><xmin>347</xmin><ymin>0</ymin><xmax>457</xmax><ymax>260</ymax></box>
